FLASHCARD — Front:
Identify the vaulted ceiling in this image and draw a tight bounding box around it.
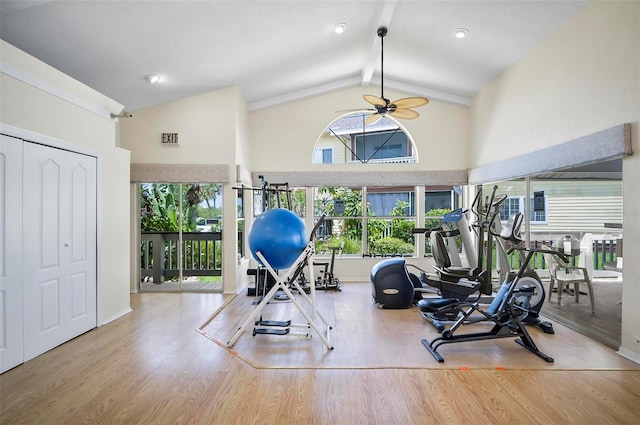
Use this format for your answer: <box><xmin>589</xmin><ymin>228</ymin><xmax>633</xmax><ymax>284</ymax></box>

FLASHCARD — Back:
<box><xmin>1</xmin><ymin>0</ymin><xmax>589</xmax><ymax>112</ymax></box>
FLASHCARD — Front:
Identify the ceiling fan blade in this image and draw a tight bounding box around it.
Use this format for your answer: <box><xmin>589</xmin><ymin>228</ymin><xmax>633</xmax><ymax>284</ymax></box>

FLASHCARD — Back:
<box><xmin>391</xmin><ymin>97</ymin><xmax>429</xmax><ymax>109</ymax></box>
<box><xmin>389</xmin><ymin>108</ymin><xmax>419</xmax><ymax>120</ymax></box>
<box><xmin>366</xmin><ymin>113</ymin><xmax>383</xmax><ymax>125</ymax></box>
<box><xmin>363</xmin><ymin>94</ymin><xmax>386</xmax><ymax>107</ymax></box>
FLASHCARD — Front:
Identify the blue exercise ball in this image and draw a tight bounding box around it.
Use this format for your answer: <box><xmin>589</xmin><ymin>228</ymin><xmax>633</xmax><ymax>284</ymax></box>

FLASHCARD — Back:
<box><xmin>248</xmin><ymin>208</ymin><xmax>308</xmax><ymax>270</ymax></box>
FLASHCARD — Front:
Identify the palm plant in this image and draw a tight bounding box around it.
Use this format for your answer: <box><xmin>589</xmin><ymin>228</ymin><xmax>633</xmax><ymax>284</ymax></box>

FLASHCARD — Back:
<box><xmin>140</xmin><ymin>183</ymin><xmax>203</xmax><ymax>232</ymax></box>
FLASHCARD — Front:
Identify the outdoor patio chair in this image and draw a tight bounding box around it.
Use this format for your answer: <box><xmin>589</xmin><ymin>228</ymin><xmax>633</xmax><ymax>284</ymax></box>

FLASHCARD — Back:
<box><xmin>541</xmin><ymin>244</ymin><xmax>595</xmax><ymax>313</ymax></box>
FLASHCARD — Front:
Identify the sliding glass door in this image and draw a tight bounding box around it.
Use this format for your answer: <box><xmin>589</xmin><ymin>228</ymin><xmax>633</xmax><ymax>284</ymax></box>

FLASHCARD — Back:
<box><xmin>139</xmin><ymin>182</ymin><xmax>223</xmax><ymax>292</ymax></box>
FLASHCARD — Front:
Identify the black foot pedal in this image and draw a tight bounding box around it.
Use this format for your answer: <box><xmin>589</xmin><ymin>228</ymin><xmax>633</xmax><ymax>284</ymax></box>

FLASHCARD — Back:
<box><xmin>536</xmin><ymin>320</ymin><xmax>555</xmax><ymax>334</ymax></box>
<box><xmin>253</xmin><ymin>328</ymin><xmax>290</xmax><ymax>336</ymax></box>
<box><xmin>255</xmin><ymin>319</ymin><xmax>291</xmax><ymax>327</ymax></box>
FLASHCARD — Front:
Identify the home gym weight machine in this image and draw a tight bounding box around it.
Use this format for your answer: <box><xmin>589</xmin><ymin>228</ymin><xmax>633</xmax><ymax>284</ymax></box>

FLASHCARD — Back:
<box><xmin>238</xmin><ymin>176</ymin><xmax>312</xmax><ymax>297</ymax></box>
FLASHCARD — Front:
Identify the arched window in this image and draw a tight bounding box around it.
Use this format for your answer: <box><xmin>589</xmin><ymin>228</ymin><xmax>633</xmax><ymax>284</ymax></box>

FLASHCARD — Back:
<box><xmin>312</xmin><ymin>112</ymin><xmax>418</xmax><ymax>164</ymax></box>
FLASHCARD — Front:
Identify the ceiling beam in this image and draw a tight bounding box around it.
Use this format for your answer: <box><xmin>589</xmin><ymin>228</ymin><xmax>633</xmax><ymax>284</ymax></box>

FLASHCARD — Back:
<box><xmin>361</xmin><ymin>0</ymin><xmax>397</xmax><ymax>86</ymax></box>
<box><xmin>248</xmin><ymin>74</ymin><xmax>362</xmax><ymax>111</ymax></box>
<box><xmin>247</xmin><ymin>75</ymin><xmax>471</xmax><ymax>112</ymax></box>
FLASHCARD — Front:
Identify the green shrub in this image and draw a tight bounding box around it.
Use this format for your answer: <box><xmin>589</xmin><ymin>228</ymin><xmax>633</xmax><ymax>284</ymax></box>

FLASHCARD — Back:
<box><xmin>141</xmin><ymin>214</ymin><xmax>175</xmax><ymax>232</ymax></box>
<box><xmin>315</xmin><ymin>236</ymin><xmax>361</xmax><ymax>255</ymax></box>
<box><xmin>370</xmin><ymin>237</ymin><xmax>414</xmax><ymax>255</ymax></box>
<box><xmin>425</xmin><ymin>208</ymin><xmax>450</xmax><ymax>230</ymax></box>
<box><xmin>390</xmin><ymin>219</ymin><xmax>415</xmax><ymax>243</ymax></box>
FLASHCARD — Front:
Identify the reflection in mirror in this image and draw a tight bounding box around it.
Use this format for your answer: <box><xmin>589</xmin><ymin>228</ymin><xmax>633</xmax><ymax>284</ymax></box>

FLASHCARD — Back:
<box><xmin>313</xmin><ymin>112</ymin><xmax>417</xmax><ymax>164</ymax></box>
<box><xmin>480</xmin><ymin>158</ymin><xmax>623</xmax><ymax>349</ymax></box>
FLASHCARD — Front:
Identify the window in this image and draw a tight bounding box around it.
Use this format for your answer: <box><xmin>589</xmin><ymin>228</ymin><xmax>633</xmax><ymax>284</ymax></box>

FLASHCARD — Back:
<box><xmin>367</xmin><ymin>189</ymin><xmax>414</xmax><ymax>216</ymax></box>
<box><xmin>312</xmin><ymin>186</ymin><xmax>462</xmax><ymax>256</ymax></box>
<box><xmin>499</xmin><ymin>196</ymin><xmax>546</xmax><ymax>223</ymax></box>
<box><xmin>139</xmin><ymin>182</ymin><xmax>223</xmax><ymax>292</ymax></box>
<box><xmin>314</xmin><ymin>187</ymin><xmax>363</xmax><ymax>255</ymax></box>
<box><xmin>424</xmin><ymin>188</ymin><xmax>461</xmax><ymax>255</ymax></box>
<box><xmin>530</xmin><ymin>196</ymin><xmax>547</xmax><ymax>222</ymax></box>
<box><xmin>425</xmin><ymin>190</ymin><xmax>457</xmax><ymax>213</ymax></box>
<box><xmin>313</xmin><ymin>185</ymin><xmax>449</xmax><ymax>257</ymax></box>
<box><xmin>313</xmin><ymin>113</ymin><xmax>417</xmax><ymax>164</ymax></box>
<box><xmin>366</xmin><ymin>188</ymin><xmax>415</xmax><ymax>256</ymax></box>
<box><xmin>353</xmin><ymin>131</ymin><xmax>409</xmax><ymax>162</ymax></box>
<box><xmin>500</xmin><ymin>198</ymin><xmax>521</xmax><ymax>222</ymax></box>
<box><xmin>313</xmin><ymin>147</ymin><xmax>333</xmax><ymax>164</ymax></box>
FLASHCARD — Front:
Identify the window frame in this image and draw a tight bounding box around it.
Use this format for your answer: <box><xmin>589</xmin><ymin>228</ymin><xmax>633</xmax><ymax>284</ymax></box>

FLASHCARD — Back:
<box><xmin>500</xmin><ymin>196</ymin><xmax>547</xmax><ymax>224</ymax></box>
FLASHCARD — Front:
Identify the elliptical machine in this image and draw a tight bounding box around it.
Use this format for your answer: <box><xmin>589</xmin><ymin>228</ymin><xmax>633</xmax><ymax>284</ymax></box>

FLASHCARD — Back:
<box><xmin>426</xmin><ymin>186</ymin><xmax>510</xmax><ymax>294</ymax></box>
<box><xmin>414</xmin><ymin>186</ymin><xmax>507</xmax><ymax>329</ymax></box>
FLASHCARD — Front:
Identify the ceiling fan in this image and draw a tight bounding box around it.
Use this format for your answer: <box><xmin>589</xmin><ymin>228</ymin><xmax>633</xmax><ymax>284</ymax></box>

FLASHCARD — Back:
<box><xmin>361</xmin><ymin>27</ymin><xmax>429</xmax><ymax>125</ymax></box>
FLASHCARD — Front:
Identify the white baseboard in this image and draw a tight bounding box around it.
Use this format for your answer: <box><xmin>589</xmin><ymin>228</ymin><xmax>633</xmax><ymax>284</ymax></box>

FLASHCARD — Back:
<box><xmin>101</xmin><ymin>307</ymin><xmax>133</xmax><ymax>326</ymax></box>
<box><xmin>617</xmin><ymin>347</ymin><xmax>640</xmax><ymax>365</ymax></box>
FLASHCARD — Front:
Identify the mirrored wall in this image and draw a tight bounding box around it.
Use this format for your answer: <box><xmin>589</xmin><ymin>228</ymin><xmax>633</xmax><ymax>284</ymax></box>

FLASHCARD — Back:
<box><xmin>481</xmin><ymin>159</ymin><xmax>623</xmax><ymax>348</ymax></box>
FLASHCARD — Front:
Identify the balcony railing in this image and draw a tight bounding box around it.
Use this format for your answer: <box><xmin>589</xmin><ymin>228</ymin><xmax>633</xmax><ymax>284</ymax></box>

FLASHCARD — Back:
<box><xmin>510</xmin><ymin>236</ymin><xmax>620</xmax><ymax>271</ymax></box>
<box><xmin>422</xmin><ymin>233</ymin><xmax>621</xmax><ymax>272</ymax></box>
<box><xmin>348</xmin><ymin>156</ymin><xmax>416</xmax><ymax>164</ymax></box>
<box><xmin>140</xmin><ymin>232</ymin><xmax>222</xmax><ymax>283</ymax></box>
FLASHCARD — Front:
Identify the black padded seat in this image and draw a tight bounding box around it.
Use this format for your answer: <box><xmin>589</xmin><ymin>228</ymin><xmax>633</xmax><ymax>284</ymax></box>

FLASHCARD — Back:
<box><xmin>418</xmin><ymin>298</ymin><xmax>460</xmax><ymax>313</ymax></box>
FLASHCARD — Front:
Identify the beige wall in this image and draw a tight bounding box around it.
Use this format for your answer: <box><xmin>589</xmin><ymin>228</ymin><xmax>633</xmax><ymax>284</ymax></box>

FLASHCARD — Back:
<box><xmin>247</xmin><ymin>87</ymin><xmax>469</xmax><ymax>285</ymax></box>
<box><xmin>120</xmin><ymin>86</ymin><xmax>239</xmax><ymax>164</ymax></box>
<box><xmin>249</xmin><ymin>85</ymin><xmax>470</xmax><ymax>173</ymax></box>
<box><xmin>119</xmin><ymin>86</ymin><xmax>250</xmax><ymax>293</ymax></box>
<box><xmin>235</xmin><ymin>91</ymin><xmax>250</xmax><ymax>171</ymax></box>
<box><xmin>0</xmin><ymin>40</ymin><xmax>131</xmax><ymax>323</ymax></box>
<box><xmin>470</xmin><ymin>2</ymin><xmax>640</xmax><ymax>360</ymax></box>
<box><xmin>471</xmin><ymin>2</ymin><xmax>638</xmax><ymax>167</ymax></box>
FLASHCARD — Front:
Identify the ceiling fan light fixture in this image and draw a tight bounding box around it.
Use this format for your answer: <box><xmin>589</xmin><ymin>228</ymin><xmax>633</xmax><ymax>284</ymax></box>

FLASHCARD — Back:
<box><xmin>354</xmin><ymin>27</ymin><xmax>428</xmax><ymax>123</ymax></box>
<box><xmin>333</xmin><ymin>23</ymin><xmax>346</xmax><ymax>34</ymax></box>
<box><xmin>144</xmin><ymin>74</ymin><xmax>161</xmax><ymax>84</ymax></box>
<box><xmin>454</xmin><ymin>28</ymin><xmax>469</xmax><ymax>39</ymax></box>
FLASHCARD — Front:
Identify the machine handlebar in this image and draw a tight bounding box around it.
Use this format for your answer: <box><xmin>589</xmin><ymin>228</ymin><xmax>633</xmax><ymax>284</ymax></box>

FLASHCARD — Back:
<box><xmin>412</xmin><ymin>227</ymin><xmax>449</xmax><ymax>235</ymax></box>
<box><xmin>506</xmin><ymin>245</ymin><xmax>570</xmax><ymax>264</ymax></box>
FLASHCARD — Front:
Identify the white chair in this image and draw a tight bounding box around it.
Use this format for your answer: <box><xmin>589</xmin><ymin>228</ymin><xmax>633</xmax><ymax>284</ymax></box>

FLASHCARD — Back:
<box><xmin>541</xmin><ymin>244</ymin><xmax>595</xmax><ymax>313</ymax></box>
<box><xmin>578</xmin><ymin>233</ymin><xmax>594</xmax><ymax>280</ymax></box>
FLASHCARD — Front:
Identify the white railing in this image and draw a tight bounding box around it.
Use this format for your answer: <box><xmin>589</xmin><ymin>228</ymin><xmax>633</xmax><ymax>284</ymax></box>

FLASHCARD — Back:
<box><xmin>348</xmin><ymin>156</ymin><xmax>416</xmax><ymax>164</ymax></box>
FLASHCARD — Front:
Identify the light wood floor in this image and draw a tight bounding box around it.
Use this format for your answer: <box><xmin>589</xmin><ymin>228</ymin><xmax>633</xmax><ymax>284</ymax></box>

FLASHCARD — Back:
<box><xmin>198</xmin><ymin>281</ymin><xmax>635</xmax><ymax>370</ymax></box>
<box><xmin>2</xmin><ymin>282</ymin><xmax>639</xmax><ymax>425</ymax></box>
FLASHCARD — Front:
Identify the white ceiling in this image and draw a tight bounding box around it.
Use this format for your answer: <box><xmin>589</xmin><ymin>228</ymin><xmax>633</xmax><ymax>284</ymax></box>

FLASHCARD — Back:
<box><xmin>0</xmin><ymin>0</ymin><xmax>589</xmax><ymax>112</ymax></box>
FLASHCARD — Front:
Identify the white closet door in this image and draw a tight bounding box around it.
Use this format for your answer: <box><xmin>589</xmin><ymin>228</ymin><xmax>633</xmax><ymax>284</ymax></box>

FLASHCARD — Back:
<box><xmin>0</xmin><ymin>135</ymin><xmax>24</xmax><ymax>373</ymax></box>
<box><xmin>22</xmin><ymin>141</ymin><xmax>97</xmax><ymax>361</ymax></box>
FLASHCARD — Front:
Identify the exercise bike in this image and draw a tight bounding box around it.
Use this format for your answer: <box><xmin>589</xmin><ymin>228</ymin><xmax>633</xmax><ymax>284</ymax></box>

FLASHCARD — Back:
<box><xmin>419</xmin><ymin>218</ymin><xmax>565</xmax><ymax>363</ymax></box>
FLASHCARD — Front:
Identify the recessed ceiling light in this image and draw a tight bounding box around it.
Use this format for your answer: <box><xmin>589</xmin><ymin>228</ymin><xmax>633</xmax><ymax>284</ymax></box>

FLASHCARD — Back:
<box><xmin>333</xmin><ymin>23</ymin><xmax>346</xmax><ymax>34</ymax></box>
<box><xmin>144</xmin><ymin>74</ymin><xmax>161</xmax><ymax>84</ymax></box>
<box><xmin>454</xmin><ymin>28</ymin><xmax>469</xmax><ymax>39</ymax></box>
